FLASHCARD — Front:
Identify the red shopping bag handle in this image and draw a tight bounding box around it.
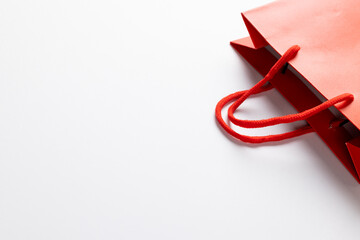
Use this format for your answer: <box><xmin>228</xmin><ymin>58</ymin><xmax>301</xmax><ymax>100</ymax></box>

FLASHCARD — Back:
<box><xmin>215</xmin><ymin>45</ymin><xmax>354</xmax><ymax>143</ymax></box>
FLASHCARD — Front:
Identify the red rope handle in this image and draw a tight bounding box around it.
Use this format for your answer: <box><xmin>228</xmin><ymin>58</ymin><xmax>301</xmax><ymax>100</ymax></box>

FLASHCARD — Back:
<box><xmin>215</xmin><ymin>45</ymin><xmax>354</xmax><ymax>143</ymax></box>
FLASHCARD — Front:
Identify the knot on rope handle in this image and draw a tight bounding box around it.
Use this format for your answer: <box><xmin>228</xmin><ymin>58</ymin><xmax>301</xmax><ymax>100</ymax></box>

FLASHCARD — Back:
<box><xmin>215</xmin><ymin>45</ymin><xmax>354</xmax><ymax>143</ymax></box>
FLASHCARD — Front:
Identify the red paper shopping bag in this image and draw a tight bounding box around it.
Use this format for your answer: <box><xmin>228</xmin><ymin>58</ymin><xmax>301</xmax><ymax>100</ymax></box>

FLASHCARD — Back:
<box><xmin>216</xmin><ymin>0</ymin><xmax>360</xmax><ymax>183</ymax></box>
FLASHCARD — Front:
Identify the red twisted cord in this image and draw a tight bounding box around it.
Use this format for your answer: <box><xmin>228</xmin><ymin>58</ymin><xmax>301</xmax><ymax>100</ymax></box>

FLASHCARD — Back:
<box><xmin>215</xmin><ymin>45</ymin><xmax>354</xmax><ymax>143</ymax></box>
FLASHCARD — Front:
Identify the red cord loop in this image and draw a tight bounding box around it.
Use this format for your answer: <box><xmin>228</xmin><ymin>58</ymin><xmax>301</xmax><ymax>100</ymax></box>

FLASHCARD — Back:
<box><xmin>215</xmin><ymin>45</ymin><xmax>354</xmax><ymax>143</ymax></box>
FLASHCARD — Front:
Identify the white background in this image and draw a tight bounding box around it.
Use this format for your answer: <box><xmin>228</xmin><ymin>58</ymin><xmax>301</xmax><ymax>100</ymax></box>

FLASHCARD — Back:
<box><xmin>0</xmin><ymin>0</ymin><xmax>359</xmax><ymax>239</ymax></box>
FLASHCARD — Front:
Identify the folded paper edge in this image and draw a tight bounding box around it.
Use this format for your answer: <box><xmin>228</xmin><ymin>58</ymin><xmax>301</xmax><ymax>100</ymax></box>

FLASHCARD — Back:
<box><xmin>239</xmin><ymin>13</ymin><xmax>268</xmax><ymax>49</ymax></box>
<box><xmin>346</xmin><ymin>139</ymin><xmax>360</xmax><ymax>180</ymax></box>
